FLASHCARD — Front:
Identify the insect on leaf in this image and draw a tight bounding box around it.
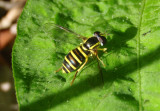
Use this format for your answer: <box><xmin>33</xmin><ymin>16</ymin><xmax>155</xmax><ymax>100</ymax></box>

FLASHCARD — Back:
<box><xmin>12</xmin><ymin>0</ymin><xmax>160</xmax><ymax>111</ymax></box>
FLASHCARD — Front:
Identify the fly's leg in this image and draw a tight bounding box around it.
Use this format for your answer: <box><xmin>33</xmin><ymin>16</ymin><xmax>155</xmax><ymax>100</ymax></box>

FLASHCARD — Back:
<box><xmin>95</xmin><ymin>53</ymin><xmax>106</xmax><ymax>67</ymax></box>
<box><xmin>55</xmin><ymin>67</ymin><xmax>62</xmax><ymax>73</ymax></box>
<box><xmin>78</xmin><ymin>37</ymin><xmax>88</xmax><ymax>42</ymax></box>
<box><xmin>71</xmin><ymin>57</ymin><xmax>88</xmax><ymax>86</ymax></box>
<box><xmin>94</xmin><ymin>50</ymin><xmax>104</xmax><ymax>84</ymax></box>
<box><xmin>90</xmin><ymin>48</ymin><xmax>107</xmax><ymax>67</ymax></box>
<box><xmin>91</xmin><ymin>49</ymin><xmax>106</xmax><ymax>67</ymax></box>
<box><xmin>97</xmin><ymin>48</ymin><xmax>107</xmax><ymax>53</ymax></box>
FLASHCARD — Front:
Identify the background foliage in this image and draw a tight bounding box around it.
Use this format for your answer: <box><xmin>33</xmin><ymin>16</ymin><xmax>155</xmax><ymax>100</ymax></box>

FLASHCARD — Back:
<box><xmin>12</xmin><ymin>0</ymin><xmax>160</xmax><ymax>111</ymax></box>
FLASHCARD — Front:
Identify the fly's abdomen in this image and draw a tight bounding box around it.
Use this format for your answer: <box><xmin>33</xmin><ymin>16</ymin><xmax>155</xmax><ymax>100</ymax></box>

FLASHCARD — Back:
<box><xmin>62</xmin><ymin>46</ymin><xmax>90</xmax><ymax>73</ymax></box>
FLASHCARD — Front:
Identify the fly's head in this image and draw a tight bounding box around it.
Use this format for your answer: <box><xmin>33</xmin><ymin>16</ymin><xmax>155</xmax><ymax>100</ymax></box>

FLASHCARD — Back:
<box><xmin>94</xmin><ymin>31</ymin><xmax>107</xmax><ymax>46</ymax></box>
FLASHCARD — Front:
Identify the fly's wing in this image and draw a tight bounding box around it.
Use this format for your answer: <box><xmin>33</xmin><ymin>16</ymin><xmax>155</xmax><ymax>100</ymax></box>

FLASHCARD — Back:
<box><xmin>39</xmin><ymin>22</ymin><xmax>88</xmax><ymax>64</ymax></box>
<box><xmin>38</xmin><ymin>22</ymin><xmax>87</xmax><ymax>69</ymax></box>
<box><xmin>40</xmin><ymin>22</ymin><xmax>87</xmax><ymax>45</ymax></box>
<box><xmin>49</xmin><ymin>23</ymin><xmax>86</xmax><ymax>39</ymax></box>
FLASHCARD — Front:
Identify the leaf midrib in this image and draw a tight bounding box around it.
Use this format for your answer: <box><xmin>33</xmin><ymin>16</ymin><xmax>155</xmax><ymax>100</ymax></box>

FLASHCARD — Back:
<box><xmin>137</xmin><ymin>0</ymin><xmax>146</xmax><ymax>111</ymax></box>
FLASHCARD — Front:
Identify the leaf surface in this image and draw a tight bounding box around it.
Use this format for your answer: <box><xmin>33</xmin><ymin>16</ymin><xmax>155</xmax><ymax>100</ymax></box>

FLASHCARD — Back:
<box><xmin>12</xmin><ymin>0</ymin><xmax>160</xmax><ymax>111</ymax></box>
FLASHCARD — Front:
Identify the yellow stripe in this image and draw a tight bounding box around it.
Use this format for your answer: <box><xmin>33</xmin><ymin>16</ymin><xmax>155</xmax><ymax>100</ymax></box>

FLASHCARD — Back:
<box><xmin>65</xmin><ymin>56</ymin><xmax>76</xmax><ymax>70</ymax></box>
<box><xmin>77</xmin><ymin>46</ymin><xmax>87</xmax><ymax>57</ymax></box>
<box><xmin>62</xmin><ymin>69</ymin><xmax>65</xmax><ymax>73</ymax></box>
<box><xmin>82</xmin><ymin>45</ymin><xmax>87</xmax><ymax>50</ymax></box>
<box><xmin>70</xmin><ymin>50</ymin><xmax>82</xmax><ymax>64</ymax></box>
<box><xmin>62</xmin><ymin>64</ymin><xmax>70</xmax><ymax>73</ymax></box>
<box><xmin>90</xmin><ymin>42</ymin><xmax>99</xmax><ymax>50</ymax></box>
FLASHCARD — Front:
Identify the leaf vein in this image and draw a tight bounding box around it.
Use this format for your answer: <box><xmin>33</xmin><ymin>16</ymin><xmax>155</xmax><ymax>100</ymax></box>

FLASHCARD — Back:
<box><xmin>137</xmin><ymin>0</ymin><xmax>146</xmax><ymax>111</ymax></box>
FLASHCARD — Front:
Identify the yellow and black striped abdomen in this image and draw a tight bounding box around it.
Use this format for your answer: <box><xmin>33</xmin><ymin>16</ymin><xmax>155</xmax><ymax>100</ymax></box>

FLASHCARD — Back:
<box><xmin>62</xmin><ymin>46</ymin><xmax>90</xmax><ymax>73</ymax></box>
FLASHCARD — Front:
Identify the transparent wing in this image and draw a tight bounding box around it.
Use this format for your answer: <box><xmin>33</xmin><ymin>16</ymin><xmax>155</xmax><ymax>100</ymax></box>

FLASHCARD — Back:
<box><xmin>40</xmin><ymin>22</ymin><xmax>87</xmax><ymax>44</ymax></box>
<box><xmin>49</xmin><ymin>23</ymin><xmax>86</xmax><ymax>39</ymax></box>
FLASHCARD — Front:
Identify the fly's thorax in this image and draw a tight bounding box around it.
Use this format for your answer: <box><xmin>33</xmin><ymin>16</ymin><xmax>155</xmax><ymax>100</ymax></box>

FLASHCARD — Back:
<box><xmin>83</xmin><ymin>37</ymin><xmax>100</xmax><ymax>50</ymax></box>
<box><xmin>94</xmin><ymin>31</ymin><xmax>107</xmax><ymax>46</ymax></box>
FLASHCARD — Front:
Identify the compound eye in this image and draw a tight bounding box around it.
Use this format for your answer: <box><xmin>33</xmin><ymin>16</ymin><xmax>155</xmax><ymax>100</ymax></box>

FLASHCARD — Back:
<box><xmin>100</xmin><ymin>36</ymin><xmax>107</xmax><ymax>46</ymax></box>
<box><xmin>94</xmin><ymin>31</ymin><xmax>100</xmax><ymax>37</ymax></box>
<box><xmin>97</xmin><ymin>37</ymin><xmax>103</xmax><ymax>46</ymax></box>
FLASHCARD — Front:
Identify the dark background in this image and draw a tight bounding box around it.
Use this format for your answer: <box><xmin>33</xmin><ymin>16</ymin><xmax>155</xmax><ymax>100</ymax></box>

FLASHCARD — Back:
<box><xmin>0</xmin><ymin>0</ymin><xmax>26</xmax><ymax>111</ymax></box>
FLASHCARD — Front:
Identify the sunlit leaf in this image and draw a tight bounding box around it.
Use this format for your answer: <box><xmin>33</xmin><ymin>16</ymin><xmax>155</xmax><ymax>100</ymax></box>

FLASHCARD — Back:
<box><xmin>12</xmin><ymin>0</ymin><xmax>160</xmax><ymax>111</ymax></box>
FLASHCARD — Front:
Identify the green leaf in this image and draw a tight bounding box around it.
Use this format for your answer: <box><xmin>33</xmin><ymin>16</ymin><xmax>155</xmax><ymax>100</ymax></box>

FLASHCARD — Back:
<box><xmin>12</xmin><ymin>0</ymin><xmax>160</xmax><ymax>111</ymax></box>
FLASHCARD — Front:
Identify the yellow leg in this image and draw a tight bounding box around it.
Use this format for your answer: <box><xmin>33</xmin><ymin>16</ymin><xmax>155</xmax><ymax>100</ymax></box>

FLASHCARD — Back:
<box><xmin>55</xmin><ymin>67</ymin><xmax>62</xmax><ymax>73</ymax></box>
<box><xmin>96</xmin><ymin>54</ymin><xmax>106</xmax><ymax>67</ymax></box>
<box><xmin>89</xmin><ymin>48</ymin><xmax>107</xmax><ymax>53</ymax></box>
<box><xmin>97</xmin><ymin>48</ymin><xmax>107</xmax><ymax>52</ymax></box>
<box><xmin>71</xmin><ymin>57</ymin><xmax>88</xmax><ymax>86</ymax></box>
<box><xmin>95</xmin><ymin>53</ymin><xmax>104</xmax><ymax>84</ymax></box>
<box><xmin>91</xmin><ymin>49</ymin><xmax>106</xmax><ymax>67</ymax></box>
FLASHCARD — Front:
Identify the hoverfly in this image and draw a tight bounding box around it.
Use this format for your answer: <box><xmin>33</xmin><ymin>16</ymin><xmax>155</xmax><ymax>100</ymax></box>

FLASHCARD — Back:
<box><xmin>43</xmin><ymin>23</ymin><xmax>107</xmax><ymax>85</ymax></box>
